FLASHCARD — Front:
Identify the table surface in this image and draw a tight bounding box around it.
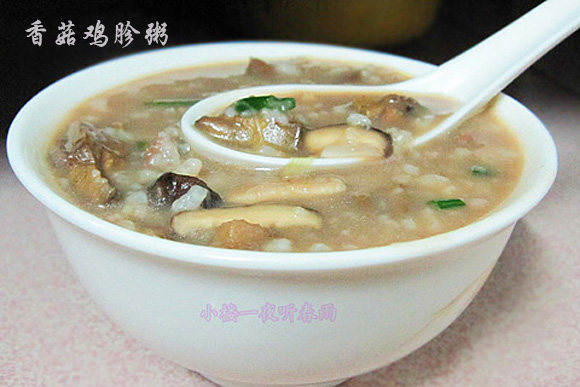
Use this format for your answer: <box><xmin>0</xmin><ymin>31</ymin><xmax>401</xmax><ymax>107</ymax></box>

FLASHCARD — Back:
<box><xmin>1</xmin><ymin>67</ymin><xmax>579</xmax><ymax>386</ymax></box>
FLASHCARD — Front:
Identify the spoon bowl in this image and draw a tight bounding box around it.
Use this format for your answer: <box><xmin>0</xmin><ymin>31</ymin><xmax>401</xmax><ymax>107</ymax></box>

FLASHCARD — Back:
<box><xmin>182</xmin><ymin>0</ymin><xmax>579</xmax><ymax>169</ymax></box>
<box><xmin>181</xmin><ymin>83</ymin><xmax>453</xmax><ymax>169</ymax></box>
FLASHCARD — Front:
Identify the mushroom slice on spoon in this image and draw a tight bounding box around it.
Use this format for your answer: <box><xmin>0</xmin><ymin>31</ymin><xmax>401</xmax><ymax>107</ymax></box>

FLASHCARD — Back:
<box><xmin>303</xmin><ymin>124</ymin><xmax>393</xmax><ymax>158</ymax></box>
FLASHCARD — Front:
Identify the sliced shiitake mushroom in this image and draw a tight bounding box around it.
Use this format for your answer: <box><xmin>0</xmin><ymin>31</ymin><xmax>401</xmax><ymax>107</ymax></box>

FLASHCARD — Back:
<box><xmin>195</xmin><ymin>115</ymin><xmax>302</xmax><ymax>153</ymax></box>
<box><xmin>226</xmin><ymin>176</ymin><xmax>346</xmax><ymax>205</ymax></box>
<box><xmin>302</xmin><ymin>124</ymin><xmax>392</xmax><ymax>158</ymax></box>
<box><xmin>81</xmin><ymin>122</ymin><xmax>129</xmax><ymax>157</ymax></box>
<box><xmin>66</xmin><ymin>138</ymin><xmax>118</xmax><ymax>205</ymax></box>
<box><xmin>171</xmin><ymin>204</ymin><xmax>322</xmax><ymax>237</ymax></box>
<box><xmin>68</xmin><ymin>162</ymin><xmax>117</xmax><ymax>205</ymax></box>
<box><xmin>59</xmin><ymin>121</ymin><xmax>134</xmax><ymax>205</ymax></box>
<box><xmin>245</xmin><ymin>58</ymin><xmax>277</xmax><ymax>79</ymax></box>
<box><xmin>354</xmin><ymin>94</ymin><xmax>425</xmax><ymax>126</ymax></box>
<box><xmin>147</xmin><ymin>172</ymin><xmax>222</xmax><ymax>209</ymax></box>
<box><xmin>211</xmin><ymin>220</ymin><xmax>274</xmax><ymax>250</ymax></box>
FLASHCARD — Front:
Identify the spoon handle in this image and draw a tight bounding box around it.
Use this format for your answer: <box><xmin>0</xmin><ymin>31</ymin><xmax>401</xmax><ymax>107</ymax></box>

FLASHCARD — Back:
<box><xmin>412</xmin><ymin>0</ymin><xmax>580</xmax><ymax>144</ymax></box>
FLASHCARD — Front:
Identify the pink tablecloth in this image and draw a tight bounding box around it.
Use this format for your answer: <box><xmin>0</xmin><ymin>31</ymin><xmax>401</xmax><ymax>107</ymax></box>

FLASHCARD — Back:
<box><xmin>1</xmin><ymin>70</ymin><xmax>579</xmax><ymax>386</ymax></box>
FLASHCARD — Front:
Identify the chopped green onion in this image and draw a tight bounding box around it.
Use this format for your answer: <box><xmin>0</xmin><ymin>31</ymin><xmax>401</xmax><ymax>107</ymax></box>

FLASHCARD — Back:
<box><xmin>234</xmin><ymin>95</ymin><xmax>296</xmax><ymax>113</ymax></box>
<box><xmin>280</xmin><ymin>157</ymin><xmax>314</xmax><ymax>177</ymax></box>
<box><xmin>428</xmin><ymin>199</ymin><xmax>466</xmax><ymax>210</ymax></box>
<box><xmin>144</xmin><ymin>99</ymin><xmax>199</xmax><ymax>107</ymax></box>
<box><xmin>471</xmin><ymin>165</ymin><xmax>496</xmax><ymax>176</ymax></box>
<box><xmin>134</xmin><ymin>140</ymin><xmax>148</xmax><ymax>152</ymax></box>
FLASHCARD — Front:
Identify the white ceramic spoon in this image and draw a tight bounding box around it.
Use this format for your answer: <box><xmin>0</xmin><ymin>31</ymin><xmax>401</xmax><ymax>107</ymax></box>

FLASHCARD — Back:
<box><xmin>182</xmin><ymin>0</ymin><xmax>580</xmax><ymax>168</ymax></box>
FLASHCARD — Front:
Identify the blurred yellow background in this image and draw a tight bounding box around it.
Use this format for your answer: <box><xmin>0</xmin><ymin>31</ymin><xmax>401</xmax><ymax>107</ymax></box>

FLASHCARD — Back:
<box><xmin>230</xmin><ymin>0</ymin><xmax>441</xmax><ymax>46</ymax></box>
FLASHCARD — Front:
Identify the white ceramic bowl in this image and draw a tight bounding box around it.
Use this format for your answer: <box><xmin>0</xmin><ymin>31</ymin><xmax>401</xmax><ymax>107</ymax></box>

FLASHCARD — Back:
<box><xmin>7</xmin><ymin>42</ymin><xmax>557</xmax><ymax>387</ymax></box>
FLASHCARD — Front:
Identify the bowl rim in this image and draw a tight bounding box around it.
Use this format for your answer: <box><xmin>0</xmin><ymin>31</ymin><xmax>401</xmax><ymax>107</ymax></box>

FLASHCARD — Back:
<box><xmin>6</xmin><ymin>41</ymin><xmax>558</xmax><ymax>271</ymax></box>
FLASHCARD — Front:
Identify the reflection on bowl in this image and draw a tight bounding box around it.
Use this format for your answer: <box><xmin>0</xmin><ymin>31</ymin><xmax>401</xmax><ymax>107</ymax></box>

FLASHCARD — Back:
<box><xmin>7</xmin><ymin>42</ymin><xmax>556</xmax><ymax>387</ymax></box>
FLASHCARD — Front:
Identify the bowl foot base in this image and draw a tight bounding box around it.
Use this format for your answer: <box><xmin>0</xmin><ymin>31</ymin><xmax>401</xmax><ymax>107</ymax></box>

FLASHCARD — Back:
<box><xmin>201</xmin><ymin>374</ymin><xmax>349</xmax><ymax>387</ymax></box>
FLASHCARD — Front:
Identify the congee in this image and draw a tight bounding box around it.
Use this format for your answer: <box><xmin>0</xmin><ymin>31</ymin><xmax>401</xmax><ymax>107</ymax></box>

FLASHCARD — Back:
<box><xmin>47</xmin><ymin>58</ymin><xmax>523</xmax><ymax>252</ymax></box>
